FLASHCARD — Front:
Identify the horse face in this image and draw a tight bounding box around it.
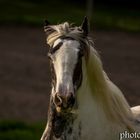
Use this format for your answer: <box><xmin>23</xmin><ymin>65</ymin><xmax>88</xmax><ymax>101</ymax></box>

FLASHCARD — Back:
<box><xmin>48</xmin><ymin>38</ymin><xmax>83</xmax><ymax>111</ymax></box>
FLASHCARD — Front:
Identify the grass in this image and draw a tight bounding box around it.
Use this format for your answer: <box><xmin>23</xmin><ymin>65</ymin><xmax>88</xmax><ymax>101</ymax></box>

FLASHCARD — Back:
<box><xmin>0</xmin><ymin>1</ymin><xmax>140</xmax><ymax>32</ymax></box>
<box><xmin>0</xmin><ymin>120</ymin><xmax>45</xmax><ymax>140</ymax></box>
<box><xmin>93</xmin><ymin>6</ymin><xmax>140</xmax><ymax>32</ymax></box>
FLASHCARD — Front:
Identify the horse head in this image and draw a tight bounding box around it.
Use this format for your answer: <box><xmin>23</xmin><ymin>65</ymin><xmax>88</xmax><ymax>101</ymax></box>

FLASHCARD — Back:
<box><xmin>44</xmin><ymin>17</ymin><xmax>89</xmax><ymax>112</ymax></box>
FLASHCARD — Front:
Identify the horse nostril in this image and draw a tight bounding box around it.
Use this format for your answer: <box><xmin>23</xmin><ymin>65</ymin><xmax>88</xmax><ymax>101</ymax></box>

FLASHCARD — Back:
<box><xmin>54</xmin><ymin>94</ymin><xmax>63</xmax><ymax>107</ymax></box>
<box><xmin>67</xmin><ymin>93</ymin><xmax>75</xmax><ymax>106</ymax></box>
<box><xmin>54</xmin><ymin>92</ymin><xmax>75</xmax><ymax>109</ymax></box>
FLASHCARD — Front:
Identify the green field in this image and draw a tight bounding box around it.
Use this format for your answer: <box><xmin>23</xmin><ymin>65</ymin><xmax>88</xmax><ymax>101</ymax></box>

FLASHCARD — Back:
<box><xmin>0</xmin><ymin>1</ymin><xmax>140</xmax><ymax>32</ymax></box>
<box><xmin>0</xmin><ymin>120</ymin><xmax>45</xmax><ymax>140</ymax></box>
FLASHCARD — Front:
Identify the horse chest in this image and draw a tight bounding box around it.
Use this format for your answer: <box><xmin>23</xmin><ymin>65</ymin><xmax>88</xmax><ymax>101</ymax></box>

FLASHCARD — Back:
<box><xmin>55</xmin><ymin>124</ymin><xmax>81</xmax><ymax>140</ymax></box>
<box><xmin>53</xmin><ymin>113</ymin><xmax>81</xmax><ymax>140</ymax></box>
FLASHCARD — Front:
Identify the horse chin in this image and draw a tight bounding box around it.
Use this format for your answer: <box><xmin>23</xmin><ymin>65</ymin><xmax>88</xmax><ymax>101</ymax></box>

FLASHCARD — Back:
<box><xmin>56</xmin><ymin>106</ymin><xmax>73</xmax><ymax>114</ymax></box>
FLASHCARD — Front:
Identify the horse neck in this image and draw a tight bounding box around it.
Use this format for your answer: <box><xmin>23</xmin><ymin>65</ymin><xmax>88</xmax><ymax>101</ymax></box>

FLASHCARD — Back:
<box><xmin>76</xmin><ymin>46</ymin><xmax>136</xmax><ymax>131</ymax></box>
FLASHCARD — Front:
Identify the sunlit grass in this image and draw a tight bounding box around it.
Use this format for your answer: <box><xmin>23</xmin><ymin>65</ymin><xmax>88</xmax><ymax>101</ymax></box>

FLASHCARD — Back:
<box><xmin>93</xmin><ymin>6</ymin><xmax>140</xmax><ymax>32</ymax></box>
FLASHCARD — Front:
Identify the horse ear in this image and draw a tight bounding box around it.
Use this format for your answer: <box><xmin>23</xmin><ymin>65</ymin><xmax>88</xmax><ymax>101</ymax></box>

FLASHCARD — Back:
<box><xmin>81</xmin><ymin>16</ymin><xmax>89</xmax><ymax>36</ymax></box>
<box><xmin>44</xmin><ymin>19</ymin><xmax>50</xmax><ymax>26</ymax></box>
<box><xmin>44</xmin><ymin>19</ymin><xmax>55</xmax><ymax>40</ymax></box>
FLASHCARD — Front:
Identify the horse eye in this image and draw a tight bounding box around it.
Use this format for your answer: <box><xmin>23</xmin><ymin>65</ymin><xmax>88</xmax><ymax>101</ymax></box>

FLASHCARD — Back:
<box><xmin>79</xmin><ymin>48</ymin><xmax>84</xmax><ymax>57</ymax></box>
<box><xmin>78</xmin><ymin>27</ymin><xmax>82</xmax><ymax>31</ymax></box>
<box><xmin>79</xmin><ymin>52</ymin><xmax>83</xmax><ymax>58</ymax></box>
<box><xmin>48</xmin><ymin>53</ymin><xmax>52</xmax><ymax>60</ymax></box>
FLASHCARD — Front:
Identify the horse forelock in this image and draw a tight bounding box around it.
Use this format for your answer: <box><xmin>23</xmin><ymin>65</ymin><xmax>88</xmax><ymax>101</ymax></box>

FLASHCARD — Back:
<box><xmin>45</xmin><ymin>22</ymin><xmax>92</xmax><ymax>60</ymax></box>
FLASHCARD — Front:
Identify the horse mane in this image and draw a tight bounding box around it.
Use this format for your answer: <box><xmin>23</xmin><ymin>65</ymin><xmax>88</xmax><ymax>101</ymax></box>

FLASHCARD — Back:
<box><xmin>44</xmin><ymin>22</ymin><xmax>136</xmax><ymax>131</ymax></box>
<box><xmin>86</xmin><ymin>46</ymin><xmax>136</xmax><ymax>131</ymax></box>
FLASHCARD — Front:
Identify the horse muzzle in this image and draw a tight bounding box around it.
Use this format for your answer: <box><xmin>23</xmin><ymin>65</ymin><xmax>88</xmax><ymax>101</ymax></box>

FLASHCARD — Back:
<box><xmin>53</xmin><ymin>92</ymin><xmax>75</xmax><ymax>111</ymax></box>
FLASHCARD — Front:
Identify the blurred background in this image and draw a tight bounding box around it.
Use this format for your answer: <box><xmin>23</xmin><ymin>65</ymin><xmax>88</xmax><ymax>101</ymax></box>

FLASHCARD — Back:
<box><xmin>0</xmin><ymin>0</ymin><xmax>140</xmax><ymax>139</ymax></box>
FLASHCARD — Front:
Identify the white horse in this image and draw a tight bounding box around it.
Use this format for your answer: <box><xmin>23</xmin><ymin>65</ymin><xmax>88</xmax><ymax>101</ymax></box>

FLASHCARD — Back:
<box><xmin>41</xmin><ymin>17</ymin><xmax>140</xmax><ymax>140</ymax></box>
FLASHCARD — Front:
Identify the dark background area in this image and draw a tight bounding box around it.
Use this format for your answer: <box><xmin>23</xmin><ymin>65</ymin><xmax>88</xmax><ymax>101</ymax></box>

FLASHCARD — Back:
<box><xmin>0</xmin><ymin>0</ymin><xmax>140</xmax><ymax>139</ymax></box>
<box><xmin>0</xmin><ymin>0</ymin><xmax>140</xmax><ymax>31</ymax></box>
